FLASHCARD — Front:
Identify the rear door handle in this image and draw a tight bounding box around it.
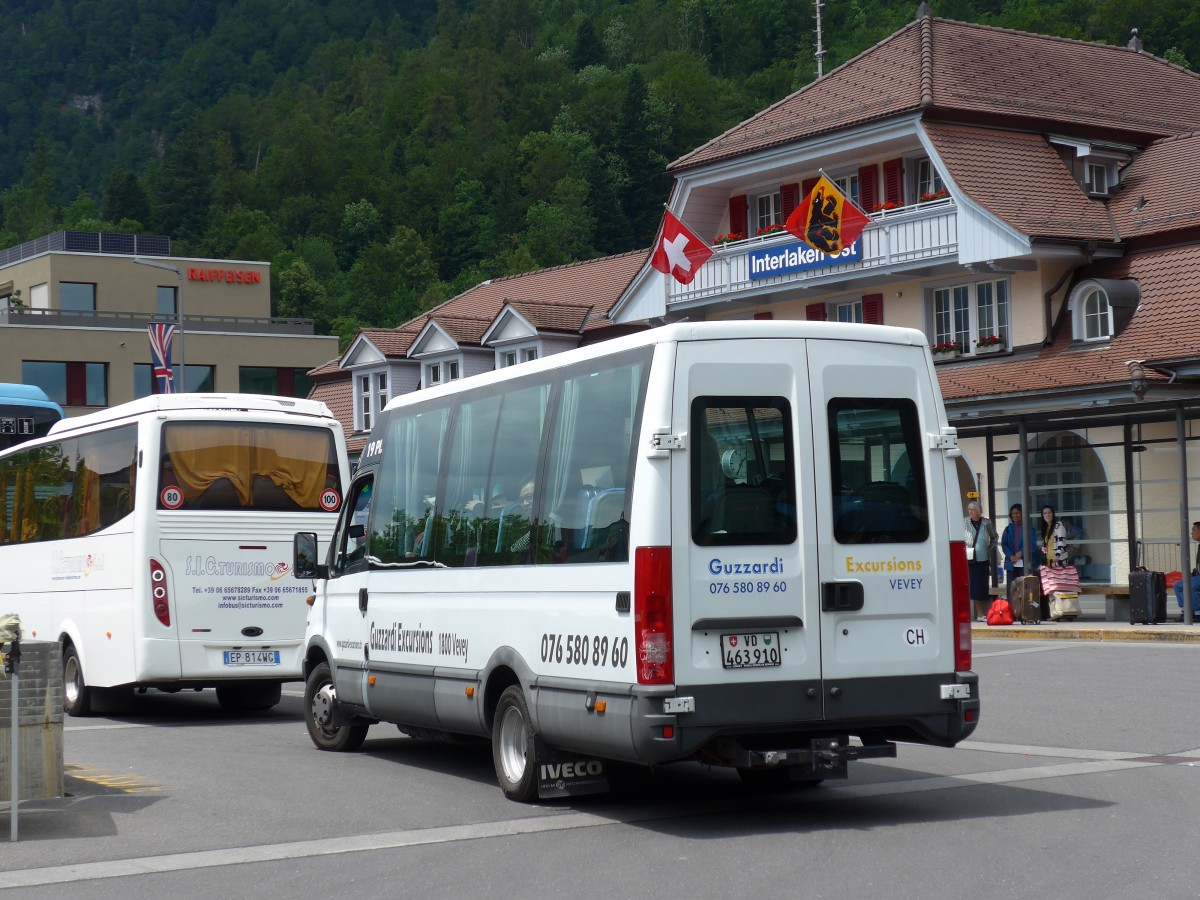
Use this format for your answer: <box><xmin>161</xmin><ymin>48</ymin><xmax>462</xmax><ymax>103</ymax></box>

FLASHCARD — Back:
<box><xmin>822</xmin><ymin>581</ymin><xmax>864</xmax><ymax>612</ymax></box>
<box><xmin>358</xmin><ymin>587</ymin><xmax>368</xmax><ymax>614</ymax></box>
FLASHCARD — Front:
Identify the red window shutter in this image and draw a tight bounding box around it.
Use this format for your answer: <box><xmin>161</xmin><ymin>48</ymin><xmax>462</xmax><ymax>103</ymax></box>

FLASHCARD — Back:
<box><xmin>859</xmin><ymin>164</ymin><xmax>879</xmax><ymax>212</ymax></box>
<box><xmin>883</xmin><ymin>159</ymin><xmax>904</xmax><ymax>205</ymax></box>
<box><xmin>278</xmin><ymin>367</ymin><xmax>296</xmax><ymax>397</ymax></box>
<box><xmin>802</xmin><ymin>178</ymin><xmax>818</xmax><ymax>201</ymax></box>
<box><xmin>862</xmin><ymin>293</ymin><xmax>884</xmax><ymax>325</ymax></box>
<box><xmin>754</xmin><ymin>311</ymin><xmax>774</xmax><ymax>320</ymax></box>
<box><xmin>806</xmin><ymin>302</ymin><xmax>827</xmax><ymax>321</ymax></box>
<box><xmin>66</xmin><ymin>362</ymin><xmax>86</xmax><ymax>406</ymax></box>
<box><xmin>728</xmin><ymin>195</ymin><xmax>747</xmax><ymax>238</ymax></box>
<box><xmin>779</xmin><ymin>183</ymin><xmax>800</xmax><ymax>222</ymax></box>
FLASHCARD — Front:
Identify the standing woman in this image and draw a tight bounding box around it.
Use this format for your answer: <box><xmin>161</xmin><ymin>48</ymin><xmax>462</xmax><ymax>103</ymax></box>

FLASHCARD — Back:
<box><xmin>1040</xmin><ymin>505</ymin><xmax>1069</xmax><ymax>567</ymax></box>
<box><xmin>1001</xmin><ymin>504</ymin><xmax>1030</xmax><ymax>581</ymax></box>
<box><xmin>964</xmin><ymin>500</ymin><xmax>998</xmax><ymax>622</ymax></box>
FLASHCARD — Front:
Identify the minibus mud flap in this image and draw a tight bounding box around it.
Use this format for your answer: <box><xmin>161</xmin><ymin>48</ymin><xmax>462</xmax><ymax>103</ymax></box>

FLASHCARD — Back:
<box><xmin>730</xmin><ymin>737</ymin><xmax>896</xmax><ymax>778</ymax></box>
<box><xmin>534</xmin><ymin>736</ymin><xmax>611</xmax><ymax>799</ymax></box>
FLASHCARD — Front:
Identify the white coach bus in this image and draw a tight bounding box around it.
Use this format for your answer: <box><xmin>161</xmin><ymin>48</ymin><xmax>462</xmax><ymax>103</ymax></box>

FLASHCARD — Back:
<box><xmin>0</xmin><ymin>394</ymin><xmax>348</xmax><ymax>715</ymax></box>
<box><xmin>294</xmin><ymin>321</ymin><xmax>978</xmax><ymax>801</ymax></box>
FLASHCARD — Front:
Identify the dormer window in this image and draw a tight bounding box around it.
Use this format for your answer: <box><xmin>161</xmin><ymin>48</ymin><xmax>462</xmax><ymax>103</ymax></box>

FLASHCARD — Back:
<box><xmin>1086</xmin><ymin>162</ymin><xmax>1109</xmax><ymax>195</ymax></box>
<box><xmin>426</xmin><ymin>358</ymin><xmax>461</xmax><ymax>387</ymax></box>
<box><xmin>356</xmin><ymin>370</ymin><xmax>389</xmax><ymax>432</ymax></box>
<box><xmin>497</xmin><ymin>343</ymin><xmax>539</xmax><ymax>369</ymax></box>
<box><xmin>1069</xmin><ymin>278</ymin><xmax>1140</xmax><ymax>343</ymax></box>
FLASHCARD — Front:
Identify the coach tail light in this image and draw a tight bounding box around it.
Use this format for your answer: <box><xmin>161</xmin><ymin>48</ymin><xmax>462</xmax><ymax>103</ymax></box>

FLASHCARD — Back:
<box><xmin>634</xmin><ymin>546</ymin><xmax>674</xmax><ymax>685</ymax></box>
<box><xmin>150</xmin><ymin>558</ymin><xmax>171</xmax><ymax>627</ymax></box>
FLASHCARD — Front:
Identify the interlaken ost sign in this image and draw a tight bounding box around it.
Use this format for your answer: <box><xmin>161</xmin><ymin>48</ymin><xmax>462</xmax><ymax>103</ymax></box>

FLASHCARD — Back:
<box><xmin>187</xmin><ymin>267</ymin><xmax>263</xmax><ymax>284</ymax></box>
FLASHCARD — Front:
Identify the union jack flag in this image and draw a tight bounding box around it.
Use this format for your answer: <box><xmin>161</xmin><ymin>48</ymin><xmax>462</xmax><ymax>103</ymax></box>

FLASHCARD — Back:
<box><xmin>147</xmin><ymin>322</ymin><xmax>176</xmax><ymax>394</ymax></box>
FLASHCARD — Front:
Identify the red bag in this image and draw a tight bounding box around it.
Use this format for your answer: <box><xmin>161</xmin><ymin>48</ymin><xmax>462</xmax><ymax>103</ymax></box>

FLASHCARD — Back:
<box><xmin>986</xmin><ymin>597</ymin><xmax>1014</xmax><ymax>626</ymax></box>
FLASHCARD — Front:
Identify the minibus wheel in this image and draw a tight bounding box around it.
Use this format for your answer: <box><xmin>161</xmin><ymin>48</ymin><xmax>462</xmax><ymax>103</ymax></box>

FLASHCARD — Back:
<box><xmin>62</xmin><ymin>643</ymin><xmax>93</xmax><ymax>717</ymax></box>
<box><xmin>304</xmin><ymin>662</ymin><xmax>367</xmax><ymax>752</ymax></box>
<box><xmin>492</xmin><ymin>685</ymin><xmax>540</xmax><ymax>802</ymax></box>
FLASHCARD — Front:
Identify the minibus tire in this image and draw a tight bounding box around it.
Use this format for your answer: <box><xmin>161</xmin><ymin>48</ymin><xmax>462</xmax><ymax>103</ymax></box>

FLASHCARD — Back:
<box><xmin>304</xmin><ymin>662</ymin><xmax>368</xmax><ymax>752</ymax></box>
<box><xmin>492</xmin><ymin>686</ymin><xmax>539</xmax><ymax>802</ymax></box>
<box><xmin>62</xmin><ymin>643</ymin><xmax>93</xmax><ymax>717</ymax></box>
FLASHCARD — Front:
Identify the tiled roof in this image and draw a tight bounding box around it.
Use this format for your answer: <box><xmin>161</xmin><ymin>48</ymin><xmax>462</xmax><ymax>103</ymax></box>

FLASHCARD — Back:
<box><xmin>507</xmin><ymin>299</ymin><xmax>594</xmax><ymax>333</ymax></box>
<box><xmin>309</xmin><ymin>376</ymin><xmax>360</xmax><ymax>451</ymax></box>
<box><xmin>923</xmin><ymin>122</ymin><xmax>1115</xmax><ymax>241</ymax></box>
<box><xmin>307</xmin><ymin>357</ymin><xmax>345</xmax><ymax>379</ymax></box>
<box><xmin>671</xmin><ymin>17</ymin><xmax>1200</xmax><ymax>172</ymax></box>
<box><xmin>1110</xmin><ymin>131</ymin><xmax>1200</xmax><ymax>240</ymax></box>
<box><xmin>939</xmin><ymin>243</ymin><xmax>1200</xmax><ymax>401</ymax></box>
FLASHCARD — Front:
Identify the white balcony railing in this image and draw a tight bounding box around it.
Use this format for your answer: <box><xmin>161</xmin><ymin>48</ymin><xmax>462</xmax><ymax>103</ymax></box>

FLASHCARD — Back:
<box><xmin>669</xmin><ymin>198</ymin><xmax>958</xmax><ymax>307</ymax></box>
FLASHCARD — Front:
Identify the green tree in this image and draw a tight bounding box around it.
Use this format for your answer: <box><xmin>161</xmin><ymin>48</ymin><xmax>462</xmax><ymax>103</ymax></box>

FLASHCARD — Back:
<box><xmin>148</xmin><ymin>124</ymin><xmax>214</xmax><ymax>245</ymax></box>
<box><xmin>101</xmin><ymin>168</ymin><xmax>151</xmax><ymax>228</ymax></box>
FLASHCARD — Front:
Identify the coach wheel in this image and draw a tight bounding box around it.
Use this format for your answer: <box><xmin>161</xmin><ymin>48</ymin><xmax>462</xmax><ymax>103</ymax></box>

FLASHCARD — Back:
<box><xmin>62</xmin><ymin>643</ymin><xmax>94</xmax><ymax>717</ymax></box>
<box><xmin>492</xmin><ymin>685</ymin><xmax>540</xmax><ymax>802</ymax></box>
<box><xmin>304</xmin><ymin>662</ymin><xmax>367</xmax><ymax>752</ymax></box>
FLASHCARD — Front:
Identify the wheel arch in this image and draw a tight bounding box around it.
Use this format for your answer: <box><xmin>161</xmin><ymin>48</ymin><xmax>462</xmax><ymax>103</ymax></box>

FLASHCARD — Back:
<box><xmin>482</xmin><ymin>646</ymin><xmax>536</xmax><ymax>732</ymax></box>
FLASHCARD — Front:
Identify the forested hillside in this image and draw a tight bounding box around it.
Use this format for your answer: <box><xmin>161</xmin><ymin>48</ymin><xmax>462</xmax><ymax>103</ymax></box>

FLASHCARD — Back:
<box><xmin>0</xmin><ymin>0</ymin><xmax>1195</xmax><ymax>346</ymax></box>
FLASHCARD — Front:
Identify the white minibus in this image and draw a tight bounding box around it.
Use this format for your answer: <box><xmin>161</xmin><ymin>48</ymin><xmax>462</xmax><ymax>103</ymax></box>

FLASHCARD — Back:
<box><xmin>0</xmin><ymin>394</ymin><xmax>348</xmax><ymax>714</ymax></box>
<box><xmin>294</xmin><ymin>321</ymin><xmax>977</xmax><ymax>800</ymax></box>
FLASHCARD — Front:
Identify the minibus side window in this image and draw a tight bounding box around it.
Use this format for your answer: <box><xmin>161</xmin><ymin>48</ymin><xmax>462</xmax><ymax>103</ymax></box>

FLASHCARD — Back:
<box><xmin>829</xmin><ymin>398</ymin><xmax>929</xmax><ymax>544</ymax></box>
<box><xmin>690</xmin><ymin>397</ymin><xmax>797</xmax><ymax>547</ymax></box>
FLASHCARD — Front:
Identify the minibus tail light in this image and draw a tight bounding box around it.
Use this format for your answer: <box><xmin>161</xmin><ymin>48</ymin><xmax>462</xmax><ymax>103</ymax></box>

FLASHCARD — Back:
<box><xmin>150</xmin><ymin>558</ymin><xmax>171</xmax><ymax>627</ymax></box>
<box><xmin>634</xmin><ymin>546</ymin><xmax>673</xmax><ymax>686</ymax></box>
<box><xmin>949</xmin><ymin>540</ymin><xmax>970</xmax><ymax>671</ymax></box>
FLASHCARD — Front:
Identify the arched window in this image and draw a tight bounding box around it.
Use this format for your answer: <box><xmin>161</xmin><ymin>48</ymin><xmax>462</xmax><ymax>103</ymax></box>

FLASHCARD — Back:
<box><xmin>1070</xmin><ymin>278</ymin><xmax>1139</xmax><ymax>343</ymax></box>
<box><xmin>1081</xmin><ymin>288</ymin><xmax>1111</xmax><ymax>341</ymax></box>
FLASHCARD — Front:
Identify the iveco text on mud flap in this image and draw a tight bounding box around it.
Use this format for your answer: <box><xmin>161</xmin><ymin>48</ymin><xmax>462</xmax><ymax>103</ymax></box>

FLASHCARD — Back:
<box><xmin>294</xmin><ymin>322</ymin><xmax>977</xmax><ymax>802</ymax></box>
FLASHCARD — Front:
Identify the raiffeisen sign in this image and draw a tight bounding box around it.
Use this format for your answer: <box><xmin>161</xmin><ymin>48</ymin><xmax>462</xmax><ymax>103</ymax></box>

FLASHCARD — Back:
<box><xmin>187</xmin><ymin>267</ymin><xmax>263</xmax><ymax>284</ymax></box>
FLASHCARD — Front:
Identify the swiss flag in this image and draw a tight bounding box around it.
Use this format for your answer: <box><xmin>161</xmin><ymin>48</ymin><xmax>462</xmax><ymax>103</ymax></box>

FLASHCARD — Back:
<box><xmin>650</xmin><ymin>210</ymin><xmax>713</xmax><ymax>285</ymax></box>
<box><xmin>785</xmin><ymin>175</ymin><xmax>870</xmax><ymax>255</ymax></box>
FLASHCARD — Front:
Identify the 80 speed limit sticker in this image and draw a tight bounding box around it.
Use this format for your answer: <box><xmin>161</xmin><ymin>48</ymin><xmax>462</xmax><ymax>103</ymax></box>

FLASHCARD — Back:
<box><xmin>160</xmin><ymin>485</ymin><xmax>184</xmax><ymax>509</ymax></box>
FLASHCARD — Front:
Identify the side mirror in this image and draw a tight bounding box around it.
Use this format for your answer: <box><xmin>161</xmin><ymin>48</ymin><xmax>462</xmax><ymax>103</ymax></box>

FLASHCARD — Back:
<box><xmin>294</xmin><ymin>532</ymin><xmax>327</xmax><ymax>580</ymax></box>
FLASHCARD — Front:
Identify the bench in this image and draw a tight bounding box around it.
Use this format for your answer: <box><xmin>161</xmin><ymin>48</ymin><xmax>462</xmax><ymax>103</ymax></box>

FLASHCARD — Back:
<box><xmin>990</xmin><ymin>582</ymin><xmax>1131</xmax><ymax>620</ymax></box>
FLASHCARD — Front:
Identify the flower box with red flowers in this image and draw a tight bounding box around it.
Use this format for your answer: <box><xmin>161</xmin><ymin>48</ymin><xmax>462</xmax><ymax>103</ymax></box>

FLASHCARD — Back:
<box><xmin>919</xmin><ymin>189</ymin><xmax>950</xmax><ymax>203</ymax></box>
<box><xmin>973</xmin><ymin>334</ymin><xmax>1004</xmax><ymax>353</ymax></box>
<box><xmin>931</xmin><ymin>341</ymin><xmax>961</xmax><ymax>357</ymax></box>
<box><xmin>713</xmin><ymin>232</ymin><xmax>745</xmax><ymax>246</ymax></box>
<box><xmin>755</xmin><ymin>223</ymin><xmax>786</xmax><ymax>237</ymax></box>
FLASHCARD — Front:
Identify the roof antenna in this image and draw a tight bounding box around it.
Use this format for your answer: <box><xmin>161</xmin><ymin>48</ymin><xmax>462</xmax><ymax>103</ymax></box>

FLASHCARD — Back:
<box><xmin>814</xmin><ymin>0</ymin><xmax>826</xmax><ymax>78</ymax></box>
<box><xmin>1127</xmin><ymin>28</ymin><xmax>1143</xmax><ymax>52</ymax></box>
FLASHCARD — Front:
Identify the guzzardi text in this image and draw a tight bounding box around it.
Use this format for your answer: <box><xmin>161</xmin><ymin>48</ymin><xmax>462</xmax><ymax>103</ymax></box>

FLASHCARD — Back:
<box><xmin>708</xmin><ymin>556</ymin><xmax>784</xmax><ymax>576</ymax></box>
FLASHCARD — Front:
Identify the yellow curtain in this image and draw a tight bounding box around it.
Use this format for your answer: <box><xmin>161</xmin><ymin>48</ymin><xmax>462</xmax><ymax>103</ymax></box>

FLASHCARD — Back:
<box><xmin>249</xmin><ymin>428</ymin><xmax>330</xmax><ymax>509</ymax></box>
<box><xmin>76</xmin><ymin>463</ymin><xmax>101</xmax><ymax>535</ymax></box>
<box><xmin>20</xmin><ymin>468</ymin><xmax>37</xmax><ymax>541</ymax></box>
<box><xmin>165</xmin><ymin>426</ymin><xmax>255</xmax><ymax>506</ymax></box>
<box><xmin>0</xmin><ymin>473</ymin><xmax>8</xmax><ymax>544</ymax></box>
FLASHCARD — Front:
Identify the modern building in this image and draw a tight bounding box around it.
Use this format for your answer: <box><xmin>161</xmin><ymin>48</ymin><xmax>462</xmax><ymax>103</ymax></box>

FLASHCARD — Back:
<box><xmin>316</xmin><ymin>11</ymin><xmax>1200</xmax><ymax>602</ymax></box>
<box><xmin>0</xmin><ymin>231</ymin><xmax>339</xmax><ymax>415</ymax></box>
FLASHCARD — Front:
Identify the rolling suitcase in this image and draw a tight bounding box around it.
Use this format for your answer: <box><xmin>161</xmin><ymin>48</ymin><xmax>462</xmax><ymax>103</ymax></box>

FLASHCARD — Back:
<box><xmin>1008</xmin><ymin>574</ymin><xmax>1042</xmax><ymax>623</ymax></box>
<box><xmin>1129</xmin><ymin>570</ymin><xmax>1167</xmax><ymax>624</ymax></box>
